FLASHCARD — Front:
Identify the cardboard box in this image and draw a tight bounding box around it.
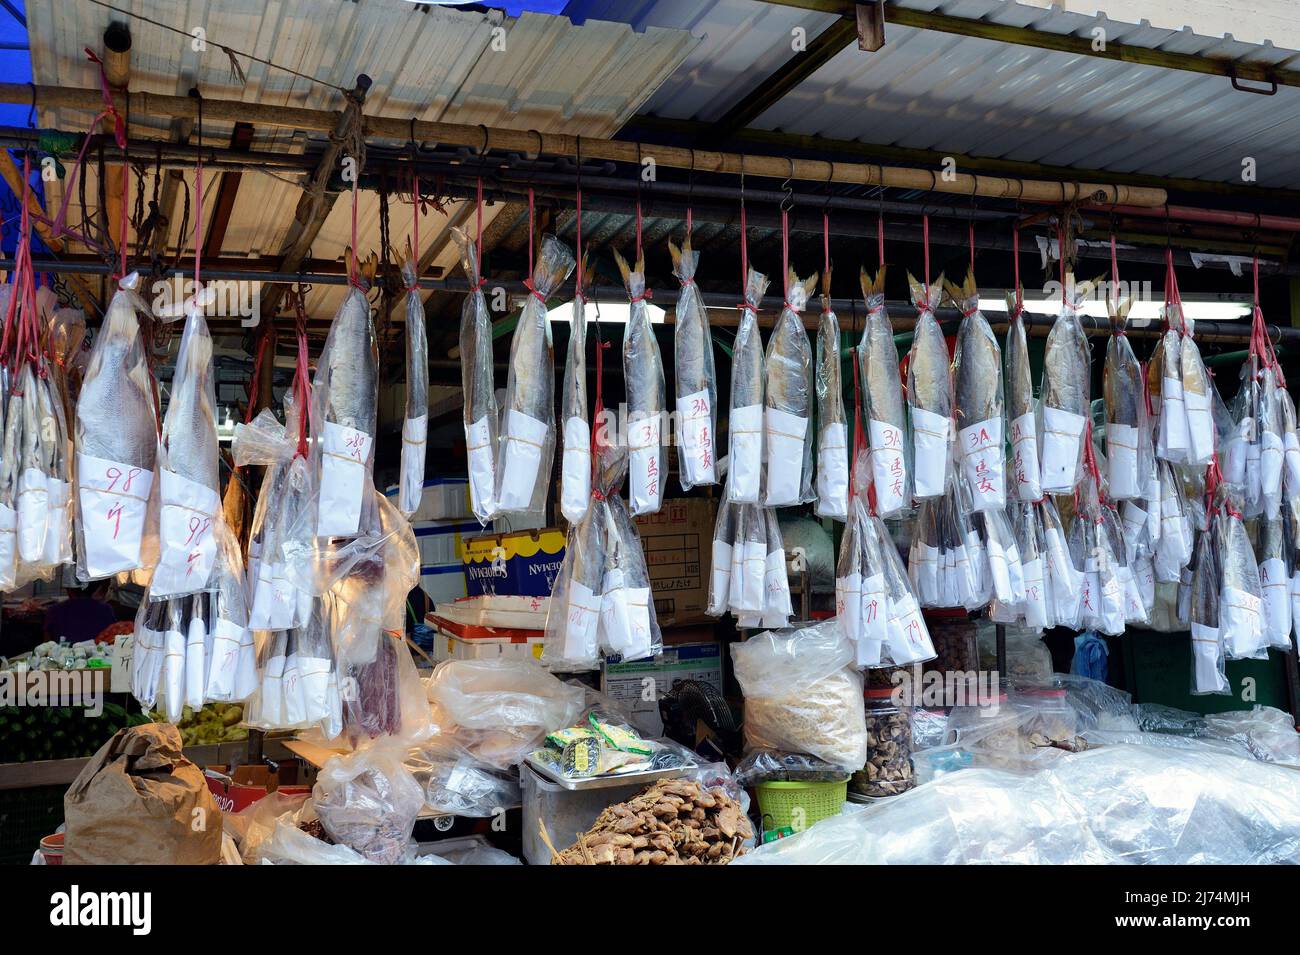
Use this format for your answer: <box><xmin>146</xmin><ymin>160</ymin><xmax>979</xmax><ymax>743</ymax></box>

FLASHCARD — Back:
<box><xmin>462</xmin><ymin>528</ymin><xmax>566</xmax><ymax>597</ymax></box>
<box><xmin>600</xmin><ymin>640</ymin><xmax>723</xmax><ymax>737</ymax></box>
<box><xmin>203</xmin><ymin>764</ymin><xmax>310</xmax><ymax>815</ymax></box>
<box><xmin>633</xmin><ymin>498</ymin><xmax>716</xmax><ymax>627</ymax></box>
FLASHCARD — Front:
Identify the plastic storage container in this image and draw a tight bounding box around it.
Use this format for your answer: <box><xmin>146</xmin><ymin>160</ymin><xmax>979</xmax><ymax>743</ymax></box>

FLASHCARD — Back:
<box><xmin>520</xmin><ymin>764</ymin><xmax>649</xmax><ymax>865</ymax></box>
<box><xmin>755</xmin><ymin>777</ymin><xmax>848</xmax><ymax>836</ymax></box>
<box><xmin>923</xmin><ymin>614</ymin><xmax>979</xmax><ymax>694</ymax></box>
<box><xmin>851</xmin><ymin>688</ymin><xmax>915</xmax><ymax>797</ymax></box>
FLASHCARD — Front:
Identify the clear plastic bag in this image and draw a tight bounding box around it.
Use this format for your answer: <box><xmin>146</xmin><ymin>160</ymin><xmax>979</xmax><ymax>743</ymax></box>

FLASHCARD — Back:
<box><xmin>309</xmin><ymin>284</ymin><xmax>378</xmax><ymax>539</ymax></box>
<box><xmin>948</xmin><ymin>272</ymin><xmax>1006</xmax><ymax>510</ymax></box>
<box><xmin>727</xmin><ymin>268</ymin><xmax>769</xmax><ymax>504</ymax></box>
<box><xmin>731</xmin><ymin>619</ymin><xmax>867</xmax><ymax>771</ymax></box>
<box><xmin>601</xmin><ymin>493</ymin><xmax>663</xmax><ymax>661</ymax></box>
<box><xmin>814</xmin><ymin>285</ymin><xmax>848</xmax><ymax>521</ymax></box>
<box><xmin>558</xmin><ymin>271</ymin><xmax>591</xmax><ymax>525</ymax></box>
<box><xmin>426</xmin><ymin>658</ymin><xmax>585</xmax><ymax>770</ymax></box>
<box><xmin>734</xmin><ymin>749</ymin><xmax>849</xmax><ymax>786</ymax></box>
<box><xmin>1103</xmin><ymin>296</ymin><xmax>1147</xmax><ymax>500</ymax></box>
<box><xmin>764</xmin><ymin>269</ymin><xmax>817</xmax><ymax>507</ymax></box>
<box><xmin>671</xmin><ymin>238</ymin><xmax>717</xmax><ymax>490</ymax></box>
<box><xmin>74</xmin><ymin>272</ymin><xmax>159</xmax><ymax>580</ymax></box>
<box><xmin>314</xmin><ymin>743</ymin><xmax>425</xmax><ymax>864</ymax></box>
<box><xmin>617</xmin><ymin>249</ymin><xmax>666</xmax><ymax>516</ymax></box>
<box><xmin>405</xmin><ymin>737</ymin><xmax>521</xmax><ymax>817</ymax></box>
<box><xmin>541</xmin><ymin>491</ymin><xmax>606</xmax><ymax>671</ymax></box>
<box><xmin>1039</xmin><ymin>290</ymin><xmax>1091</xmax><ymax>495</ymax></box>
<box><xmin>906</xmin><ymin>272</ymin><xmax>951</xmax><ymax>500</ymax></box>
<box><xmin>399</xmin><ymin>254</ymin><xmax>428</xmax><ymax>518</ymax></box>
<box><xmin>759</xmin><ymin>508</ymin><xmax>793</xmax><ymax>629</ymax></box>
<box><xmin>1005</xmin><ymin>300</ymin><xmax>1041</xmax><ymax>501</ymax></box>
<box><xmin>257</xmin><ymin>803</ymin><xmax>375</xmax><ymax>865</ymax></box>
<box><xmin>453</xmin><ymin>228</ymin><xmax>498</xmax><ymax>524</ymax></box>
<box><xmin>1188</xmin><ymin>514</ymin><xmax>1229</xmax><ymax>695</ymax></box>
<box><xmin>859</xmin><ymin>267</ymin><xmax>909</xmax><ymax>516</ymax></box>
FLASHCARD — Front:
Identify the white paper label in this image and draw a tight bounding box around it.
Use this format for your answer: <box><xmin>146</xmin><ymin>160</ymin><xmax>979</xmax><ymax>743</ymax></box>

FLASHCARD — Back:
<box><xmin>677</xmin><ymin>389</ymin><xmax>716</xmax><ymax>487</ymax></box>
<box><xmin>1284</xmin><ymin>429</ymin><xmax>1300</xmax><ymax>493</ymax></box>
<box><xmin>1120</xmin><ymin>500</ymin><xmax>1149</xmax><ymax>563</ymax></box>
<box><xmin>959</xmin><ymin>415</ymin><xmax>1005</xmax><ymax>510</ymax></box>
<box><xmin>911</xmin><ymin>540</ymin><xmax>939</xmax><ymax>606</ymax></box>
<box><xmin>728</xmin><ymin>404</ymin><xmax>764</xmax><ymax>504</ymax></box>
<box><xmin>1107</xmin><ymin>422</ymin><xmax>1140</xmax><ymax>500</ymax></box>
<box><xmin>816</xmin><ymin>422</ymin><xmax>848</xmax><ymax>520</ymax></box>
<box><xmin>16</xmin><ymin>467</ymin><xmax>49</xmax><ymax>562</ymax></box>
<box><xmin>466</xmin><ymin>415</ymin><xmax>496</xmax><ymax>522</ymax></box>
<box><xmin>497</xmin><ymin>408</ymin><xmax>548</xmax><ymax>513</ymax></box>
<box><xmin>318</xmin><ymin>421</ymin><xmax>371</xmax><ymax>536</ymax></box>
<box><xmin>1160</xmin><ymin>376</ymin><xmax>1188</xmax><ymax>457</ymax></box>
<box><xmin>911</xmin><ymin>407</ymin><xmax>951</xmax><ymax>499</ymax></box>
<box><xmin>163</xmin><ymin>626</ymin><xmax>185</xmax><ymax>723</ymax></box>
<box><xmin>599</xmin><ymin>568</ymin><xmax>630</xmax><ymax>654</ymax></box>
<box><xmin>399</xmin><ymin>413</ymin><xmax>429</xmax><ymax>517</ymax></box>
<box><xmin>1259</xmin><ymin>558</ymin><xmax>1291</xmax><ymax>649</ymax></box>
<box><xmin>1261</xmin><ymin>428</ymin><xmax>1285</xmax><ymax>501</ymax></box>
<box><xmin>1221</xmin><ymin>586</ymin><xmax>1264</xmax><ymax>659</ymax></box>
<box><xmin>741</xmin><ymin>539</ymin><xmax>766</xmax><ymax>616</ymax></box>
<box><xmin>1009</xmin><ymin>411</ymin><xmax>1041</xmax><ymax>502</ymax></box>
<box><xmin>1040</xmin><ymin>406</ymin><xmax>1087</xmax><ymax>494</ymax></box>
<box><xmin>762</xmin><ymin>547</ymin><xmax>793</xmax><ymax>627</ymax></box>
<box><xmin>205</xmin><ymin>617</ymin><xmax>246</xmax><ymax>702</ymax></box>
<box><xmin>233</xmin><ymin>626</ymin><xmax>259</xmax><ymax>701</ymax></box>
<box><xmin>836</xmin><ymin>570</ymin><xmax>862</xmax><ymax>645</ymax></box>
<box><xmin>764</xmin><ymin>406</ymin><xmax>809</xmax><ymax>506</ymax></box>
<box><xmin>1183</xmin><ymin>385</ymin><xmax>1214</xmax><ymax>467</ymax></box>
<box><xmin>1021</xmin><ymin>556</ymin><xmax>1048</xmax><ymax>629</ymax></box>
<box><xmin>259</xmin><ymin>651</ymin><xmax>286</xmax><ymax>726</ymax></box>
<box><xmin>628</xmin><ymin>414</ymin><xmax>663</xmax><ymax>515</ymax></box>
<box><xmin>708</xmin><ymin>538</ymin><xmax>733</xmax><ymax>616</ymax></box>
<box><xmin>42</xmin><ymin>478</ymin><xmax>72</xmax><ymax>566</ymax></box>
<box><xmin>152</xmin><ymin>469</ymin><xmax>222</xmax><ymax>599</ymax></box>
<box><xmin>560</xmin><ymin>414</ymin><xmax>592</xmax><ymax>524</ymax></box>
<box><xmin>562</xmin><ymin>579</ymin><xmax>601</xmax><ymax>662</ymax></box>
<box><xmin>0</xmin><ymin>504</ymin><xmax>16</xmax><ymax>590</ymax></box>
<box><xmin>76</xmin><ymin>453</ymin><xmax>155</xmax><ymax>579</ymax></box>
<box><xmin>886</xmin><ymin>593</ymin><xmax>933</xmax><ymax>665</ymax></box>
<box><xmin>868</xmin><ymin>419</ymin><xmax>907</xmax><ymax>516</ymax></box>
<box><xmin>857</xmin><ymin>573</ymin><xmax>887</xmax><ymax>667</ymax></box>
<box><xmin>281</xmin><ymin>651</ymin><xmax>305</xmax><ymax>726</ymax></box>
<box><xmin>184</xmin><ymin>615</ymin><xmax>208</xmax><ymax>709</ymax></box>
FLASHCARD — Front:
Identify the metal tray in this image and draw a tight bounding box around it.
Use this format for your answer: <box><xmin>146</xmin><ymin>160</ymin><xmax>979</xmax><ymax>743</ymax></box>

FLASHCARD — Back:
<box><xmin>522</xmin><ymin>755</ymin><xmax>695</xmax><ymax>791</ymax></box>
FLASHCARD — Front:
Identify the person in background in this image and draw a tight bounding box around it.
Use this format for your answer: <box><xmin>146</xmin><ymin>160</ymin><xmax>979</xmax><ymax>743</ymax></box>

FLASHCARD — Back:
<box><xmin>44</xmin><ymin>582</ymin><xmax>117</xmax><ymax>645</ymax></box>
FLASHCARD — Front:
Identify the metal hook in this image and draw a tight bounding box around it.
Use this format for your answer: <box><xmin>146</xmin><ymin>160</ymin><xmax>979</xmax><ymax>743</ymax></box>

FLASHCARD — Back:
<box><xmin>476</xmin><ymin>124</ymin><xmax>489</xmax><ymax>157</ymax></box>
<box><xmin>780</xmin><ymin>157</ymin><xmax>795</xmax><ymax>213</ymax></box>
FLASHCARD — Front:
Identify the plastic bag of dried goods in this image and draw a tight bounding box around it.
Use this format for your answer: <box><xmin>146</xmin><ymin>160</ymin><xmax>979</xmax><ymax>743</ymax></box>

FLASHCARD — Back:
<box><xmin>672</xmin><ymin>237</ymin><xmax>718</xmax><ymax>491</ymax></box>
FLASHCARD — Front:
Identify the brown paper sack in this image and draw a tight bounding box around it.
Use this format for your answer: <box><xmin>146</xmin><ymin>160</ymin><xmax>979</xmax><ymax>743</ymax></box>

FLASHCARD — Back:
<box><xmin>64</xmin><ymin>723</ymin><xmax>223</xmax><ymax>865</ymax></box>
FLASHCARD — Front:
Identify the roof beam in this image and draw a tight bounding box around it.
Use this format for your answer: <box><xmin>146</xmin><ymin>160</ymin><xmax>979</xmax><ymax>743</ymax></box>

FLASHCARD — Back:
<box><xmin>201</xmin><ymin>122</ymin><xmax>254</xmax><ymax>261</ymax></box>
<box><xmin>754</xmin><ymin>1</ymin><xmax>1300</xmax><ymax>89</ymax></box>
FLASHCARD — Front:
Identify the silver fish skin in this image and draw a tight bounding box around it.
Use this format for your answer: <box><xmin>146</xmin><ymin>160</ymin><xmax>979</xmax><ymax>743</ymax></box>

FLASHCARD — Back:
<box><xmin>454</xmin><ymin>228</ymin><xmax>497</xmax><ymax>447</ymax></box>
<box><xmin>671</xmin><ymin>238</ymin><xmax>716</xmax><ymax>459</ymax></box>
<box><xmin>161</xmin><ymin>310</ymin><xmax>221</xmax><ymax>494</ymax></box>
<box><xmin>858</xmin><ymin>269</ymin><xmax>905</xmax><ymax>436</ymax></box>
<box><xmin>76</xmin><ymin>283</ymin><xmax>158</xmax><ymax>468</ymax></box>
<box><xmin>318</xmin><ymin>287</ymin><xmax>378</xmax><ymax>438</ymax></box>
<box><xmin>948</xmin><ymin>276</ymin><xmax>1003</xmax><ymax>430</ymax></box>
<box><xmin>1188</xmin><ymin>516</ymin><xmax>1221</xmax><ymax>629</ymax></box>
<box><xmin>1041</xmin><ymin>301</ymin><xmax>1091</xmax><ymax>421</ymax></box>
<box><xmin>815</xmin><ymin>297</ymin><xmax>845</xmax><ymax>431</ymax></box>
<box><xmin>618</xmin><ymin>249</ymin><xmax>667</xmax><ymax>503</ymax></box>
<box><xmin>401</xmin><ymin>256</ymin><xmax>429</xmax><ymax>510</ymax></box>
<box><xmin>1004</xmin><ymin>305</ymin><xmax>1034</xmax><ymax>424</ymax></box>
<box><xmin>905</xmin><ymin>273</ymin><xmax>950</xmax><ymax>420</ymax></box>
<box><xmin>505</xmin><ymin>234</ymin><xmax>576</xmax><ymax>423</ymax></box>
<box><xmin>1103</xmin><ymin>299</ymin><xmax>1141</xmax><ymax>431</ymax></box>
<box><xmin>765</xmin><ymin>268</ymin><xmax>816</xmax><ymax>417</ymax></box>
<box><xmin>1220</xmin><ymin>510</ymin><xmax>1263</xmax><ymax>603</ymax></box>
<box><xmin>731</xmin><ymin>268</ymin><xmax>769</xmax><ymax>413</ymax></box>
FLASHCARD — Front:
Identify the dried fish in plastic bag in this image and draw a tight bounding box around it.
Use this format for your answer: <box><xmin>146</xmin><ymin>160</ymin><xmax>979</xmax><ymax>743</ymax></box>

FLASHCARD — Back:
<box><xmin>601</xmin><ymin>493</ymin><xmax>662</xmax><ymax>662</ymax></box>
<box><xmin>1181</xmin><ymin>319</ymin><xmax>1216</xmax><ymax>468</ymax></box>
<box><xmin>1069</xmin><ymin>479</ymin><xmax>1125</xmax><ymax>636</ymax></box>
<box><xmin>908</xmin><ymin>470</ymin><xmax>986</xmax><ymax>611</ymax></box>
<box><xmin>1103</xmin><ymin>295</ymin><xmax>1145</xmax><ymax>500</ymax></box>
<box><xmin>498</xmin><ymin>234</ymin><xmax>575</xmax><ymax>515</ymax></box>
<box><xmin>1153</xmin><ymin>461</ymin><xmax>1194</xmax><ymax>583</ymax></box>
<box><xmin>559</xmin><ymin>260</ymin><xmax>592</xmax><ymax>524</ymax></box>
<box><xmin>814</xmin><ymin>279</ymin><xmax>848</xmax><ymax>521</ymax></box>
<box><xmin>1189</xmin><ymin>516</ymin><xmax>1228</xmax><ymax>694</ymax></box>
<box><xmin>707</xmin><ymin>492</ymin><xmax>738</xmax><ymax>617</ymax></box>
<box><xmin>1005</xmin><ymin>295</ymin><xmax>1041</xmax><ymax>502</ymax></box>
<box><xmin>1039</xmin><ymin>284</ymin><xmax>1091</xmax><ymax>494</ymax></box>
<box><xmin>906</xmin><ymin>272</ymin><xmax>951</xmax><ymax>500</ymax></box>
<box><xmin>1040</xmin><ymin>496</ymin><xmax>1083</xmax><ymax>628</ymax></box>
<box><xmin>760</xmin><ymin>508</ymin><xmax>794</xmax><ymax>629</ymax></box>
<box><xmin>1219</xmin><ymin>489</ymin><xmax>1266</xmax><ymax>661</ymax></box>
<box><xmin>75</xmin><ymin>272</ymin><xmax>159</xmax><ymax>580</ymax></box>
<box><xmin>948</xmin><ymin>272</ymin><xmax>1005</xmax><ymax>510</ymax></box>
<box><xmin>764</xmin><ymin>269</ymin><xmax>817</xmax><ymax>506</ymax></box>
<box><xmin>976</xmin><ymin>506</ymin><xmax>1026</xmax><ymax>608</ymax></box>
<box><xmin>1258</xmin><ymin>366</ymin><xmax>1285</xmax><ymax>520</ymax></box>
<box><xmin>311</xmin><ymin>283</ymin><xmax>378</xmax><ymax>538</ymax></box>
<box><xmin>727</xmin><ymin>268</ymin><xmax>769</xmax><ymax>504</ymax></box>
<box><xmin>1155</xmin><ymin>308</ymin><xmax>1189</xmax><ymax>463</ymax></box>
<box><xmin>617</xmin><ymin>249</ymin><xmax>667</xmax><ymax>516</ymax></box>
<box><xmin>873</xmin><ymin>511</ymin><xmax>935</xmax><ymax>668</ymax></box>
<box><xmin>1257</xmin><ymin>515</ymin><xmax>1293</xmax><ymax>650</ymax></box>
<box><xmin>399</xmin><ymin>254</ymin><xmax>428</xmax><ymax>518</ymax></box>
<box><xmin>859</xmin><ymin>267</ymin><xmax>908</xmax><ymax>517</ymax></box>
<box><xmin>454</xmin><ymin>229</ymin><xmax>498</xmax><ymax>524</ymax></box>
<box><xmin>671</xmin><ymin>238</ymin><xmax>717</xmax><ymax>490</ymax></box>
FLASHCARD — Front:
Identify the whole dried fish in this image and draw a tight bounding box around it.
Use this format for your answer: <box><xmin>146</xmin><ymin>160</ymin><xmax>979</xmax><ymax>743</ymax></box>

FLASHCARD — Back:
<box><xmin>906</xmin><ymin>272</ymin><xmax>950</xmax><ymax>500</ymax></box>
<box><xmin>1180</xmin><ymin>320</ymin><xmax>1215</xmax><ymax>467</ymax></box>
<box><xmin>1103</xmin><ymin>295</ymin><xmax>1144</xmax><ymax>499</ymax></box>
<box><xmin>671</xmin><ymin>238</ymin><xmax>717</xmax><ymax>490</ymax></box>
<box><xmin>1258</xmin><ymin>516</ymin><xmax>1292</xmax><ymax>649</ymax></box>
<box><xmin>727</xmin><ymin>268</ymin><xmax>769</xmax><ymax>504</ymax></box>
<box><xmin>1188</xmin><ymin>515</ymin><xmax>1228</xmax><ymax>694</ymax></box>
<box><xmin>559</xmin><ymin>259</ymin><xmax>593</xmax><ymax>525</ymax></box>
<box><xmin>498</xmin><ymin>234</ymin><xmax>575</xmax><ymax>515</ymax></box>
<box><xmin>1004</xmin><ymin>296</ymin><xmax>1041</xmax><ymax>502</ymax></box>
<box><xmin>1220</xmin><ymin>493</ymin><xmax>1266</xmax><ymax>660</ymax></box>
<box><xmin>454</xmin><ymin>228</ymin><xmax>499</xmax><ymax>524</ymax></box>
<box><xmin>948</xmin><ymin>272</ymin><xmax>1004</xmax><ymax>510</ymax></box>
<box><xmin>1156</xmin><ymin>319</ymin><xmax>1188</xmax><ymax>462</ymax></box>
<box><xmin>618</xmin><ymin>249</ymin><xmax>666</xmax><ymax>516</ymax></box>
<box><xmin>1039</xmin><ymin>282</ymin><xmax>1091</xmax><ymax>494</ymax></box>
<box><xmin>859</xmin><ymin>267</ymin><xmax>908</xmax><ymax>517</ymax></box>
<box><xmin>814</xmin><ymin>276</ymin><xmax>848</xmax><ymax>521</ymax></box>
<box><xmin>764</xmin><ymin>268</ymin><xmax>817</xmax><ymax>507</ymax></box>
<box><xmin>399</xmin><ymin>254</ymin><xmax>429</xmax><ymax>518</ymax></box>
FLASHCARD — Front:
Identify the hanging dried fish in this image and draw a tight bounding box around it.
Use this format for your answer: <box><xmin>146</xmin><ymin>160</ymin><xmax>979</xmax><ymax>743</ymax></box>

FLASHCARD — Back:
<box><xmin>1103</xmin><ymin>294</ymin><xmax>1144</xmax><ymax>499</ymax></box>
<box><xmin>764</xmin><ymin>268</ymin><xmax>818</xmax><ymax>506</ymax></box>
<box><xmin>453</xmin><ymin>228</ymin><xmax>498</xmax><ymax>524</ymax></box>
<box><xmin>859</xmin><ymin>267</ymin><xmax>908</xmax><ymax>517</ymax></box>
<box><xmin>727</xmin><ymin>269</ymin><xmax>769</xmax><ymax>504</ymax></box>
<box><xmin>671</xmin><ymin>237</ymin><xmax>718</xmax><ymax>490</ymax></box>
<box><xmin>1004</xmin><ymin>294</ymin><xmax>1041</xmax><ymax>502</ymax></box>
<box><xmin>906</xmin><ymin>272</ymin><xmax>950</xmax><ymax>500</ymax></box>
<box><xmin>814</xmin><ymin>274</ymin><xmax>848</xmax><ymax>521</ymax></box>
<box><xmin>398</xmin><ymin>252</ymin><xmax>429</xmax><ymax>519</ymax></box>
<box><xmin>617</xmin><ymin>249</ymin><xmax>666</xmax><ymax>516</ymax></box>
<box><xmin>1039</xmin><ymin>281</ymin><xmax>1091</xmax><ymax>494</ymax></box>
<box><xmin>559</xmin><ymin>258</ymin><xmax>593</xmax><ymax>524</ymax></box>
<box><xmin>948</xmin><ymin>271</ymin><xmax>1005</xmax><ymax>511</ymax></box>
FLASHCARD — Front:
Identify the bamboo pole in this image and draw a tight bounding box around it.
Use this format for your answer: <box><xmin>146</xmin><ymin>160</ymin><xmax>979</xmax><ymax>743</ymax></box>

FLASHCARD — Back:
<box><xmin>0</xmin><ymin>83</ymin><xmax>1168</xmax><ymax>207</ymax></box>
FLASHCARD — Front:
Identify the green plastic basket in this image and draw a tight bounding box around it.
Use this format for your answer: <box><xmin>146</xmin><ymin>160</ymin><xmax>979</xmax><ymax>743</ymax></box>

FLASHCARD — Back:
<box><xmin>755</xmin><ymin>777</ymin><xmax>849</xmax><ymax>833</ymax></box>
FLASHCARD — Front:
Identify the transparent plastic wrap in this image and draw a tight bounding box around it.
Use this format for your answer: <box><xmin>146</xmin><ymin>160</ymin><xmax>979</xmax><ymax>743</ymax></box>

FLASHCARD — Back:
<box><xmin>764</xmin><ymin>268</ymin><xmax>817</xmax><ymax>507</ymax></box>
<box><xmin>1039</xmin><ymin>289</ymin><xmax>1091</xmax><ymax>495</ymax></box>
<box><xmin>426</xmin><ymin>658</ymin><xmax>585</xmax><ymax>770</ymax></box>
<box><xmin>858</xmin><ymin>267</ymin><xmax>909</xmax><ymax>516</ymax></box>
<box><xmin>399</xmin><ymin>254</ymin><xmax>428</xmax><ymax>518</ymax></box>
<box><xmin>872</xmin><ymin>511</ymin><xmax>937</xmax><ymax>667</ymax></box>
<box><xmin>1103</xmin><ymin>296</ymin><xmax>1146</xmax><ymax>500</ymax></box>
<box><xmin>707</xmin><ymin>493</ymin><xmax>737</xmax><ymax>617</ymax></box>
<box><xmin>313</xmin><ymin>743</ymin><xmax>425</xmax><ymax>864</ymax></box>
<box><xmin>1154</xmin><ymin>323</ymin><xmax>1188</xmax><ymax>463</ymax></box>
<box><xmin>1220</xmin><ymin>489</ymin><xmax>1267</xmax><ymax>661</ymax></box>
<box><xmin>74</xmin><ymin>272</ymin><xmax>159</xmax><ymax>580</ymax></box>
<box><xmin>1188</xmin><ymin>513</ymin><xmax>1229</xmax><ymax>695</ymax></box>
<box><xmin>453</xmin><ymin>228</ymin><xmax>498</xmax><ymax>524</ymax></box>
<box><xmin>759</xmin><ymin>507</ymin><xmax>793</xmax><ymax>629</ymax></box>
<box><xmin>1153</xmin><ymin>460</ymin><xmax>1194</xmax><ymax>582</ymax></box>
<box><xmin>616</xmin><ymin>248</ymin><xmax>666</xmax><ymax>516</ymax></box>
<box><xmin>1180</xmin><ymin>319</ymin><xmax>1216</xmax><ymax>468</ymax></box>
<box><xmin>731</xmin><ymin>619</ymin><xmax>867</xmax><ymax>771</ymax></box>
<box><xmin>727</xmin><ymin>268</ymin><xmax>769</xmax><ymax>504</ymax></box>
<box><xmin>1004</xmin><ymin>298</ymin><xmax>1041</xmax><ymax>502</ymax></box>
<box><xmin>1040</xmin><ymin>496</ymin><xmax>1083</xmax><ymax>626</ymax></box>
<box><xmin>975</xmin><ymin>506</ymin><xmax>1026</xmax><ymax>609</ymax></box>
<box><xmin>558</xmin><ymin>265</ymin><xmax>592</xmax><ymax>525</ymax></box>
<box><xmin>497</xmin><ymin>234</ymin><xmax>575</xmax><ymax>515</ymax></box>
<box><xmin>909</xmin><ymin>472</ymin><xmax>987</xmax><ymax>612</ymax></box>
<box><xmin>734</xmin><ymin>749</ymin><xmax>849</xmax><ymax>786</ymax></box>
<box><xmin>309</xmin><ymin>282</ymin><xmax>378</xmax><ymax>539</ymax></box>
<box><xmin>1067</xmin><ymin>476</ymin><xmax>1126</xmax><ymax>636</ymax></box>
<box><xmin>601</xmin><ymin>493</ymin><xmax>663</xmax><ymax>661</ymax></box>
<box><xmin>1258</xmin><ymin>367</ymin><xmax>1285</xmax><ymax>519</ymax></box>
<box><xmin>948</xmin><ymin>272</ymin><xmax>1005</xmax><ymax>511</ymax></box>
<box><xmin>736</xmin><ymin>742</ymin><xmax>1300</xmax><ymax>865</ymax></box>
<box><xmin>542</xmin><ymin>490</ymin><xmax>607</xmax><ymax>671</ymax></box>
<box><xmin>152</xmin><ymin>305</ymin><xmax>223</xmax><ymax>600</ymax></box>
<box><xmin>1258</xmin><ymin>516</ymin><xmax>1293</xmax><ymax>650</ymax></box>
<box><xmin>814</xmin><ymin>283</ymin><xmax>848</xmax><ymax>521</ymax></box>
<box><xmin>0</xmin><ymin>365</ymin><xmax>13</xmax><ymax>590</ymax></box>
<box><xmin>405</xmin><ymin>737</ymin><xmax>521</xmax><ymax>816</ymax></box>
<box><xmin>671</xmin><ymin>238</ymin><xmax>718</xmax><ymax>490</ymax></box>
<box><xmin>992</xmin><ymin>500</ymin><xmax>1049</xmax><ymax>629</ymax></box>
<box><xmin>906</xmin><ymin>272</ymin><xmax>951</xmax><ymax>500</ymax></box>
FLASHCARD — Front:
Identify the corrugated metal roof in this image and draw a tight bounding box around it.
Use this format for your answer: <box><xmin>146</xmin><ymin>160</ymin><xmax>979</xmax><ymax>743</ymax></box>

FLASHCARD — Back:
<box><xmin>27</xmin><ymin>0</ymin><xmax>699</xmax><ymax>318</ymax></box>
<box><xmin>575</xmin><ymin>0</ymin><xmax>1300</xmax><ymax>187</ymax></box>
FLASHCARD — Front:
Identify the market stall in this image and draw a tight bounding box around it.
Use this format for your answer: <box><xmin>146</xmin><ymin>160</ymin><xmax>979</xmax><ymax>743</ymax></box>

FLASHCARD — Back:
<box><xmin>2</xmin><ymin>0</ymin><xmax>1300</xmax><ymax>868</ymax></box>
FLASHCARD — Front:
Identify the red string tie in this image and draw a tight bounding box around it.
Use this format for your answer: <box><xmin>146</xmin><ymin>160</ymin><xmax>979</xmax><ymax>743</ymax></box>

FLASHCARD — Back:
<box><xmin>522</xmin><ymin>279</ymin><xmax>547</xmax><ymax>305</ymax></box>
